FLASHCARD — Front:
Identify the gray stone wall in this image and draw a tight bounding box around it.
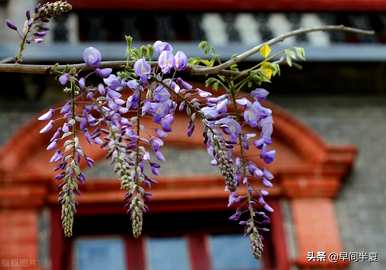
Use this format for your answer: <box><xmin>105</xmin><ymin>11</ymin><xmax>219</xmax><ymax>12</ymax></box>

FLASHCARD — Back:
<box><xmin>275</xmin><ymin>96</ymin><xmax>386</xmax><ymax>270</ymax></box>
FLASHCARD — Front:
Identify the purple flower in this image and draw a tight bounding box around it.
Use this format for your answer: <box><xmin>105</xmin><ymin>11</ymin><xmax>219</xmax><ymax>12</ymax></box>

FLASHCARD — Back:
<box><xmin>227</xmin><ymin>192</ymin><xmax>245</xmax><ymax>207</ymax></box>
<box><xmin>82</xmin><ymin>47</ymin><xmax>102</xmax><ymax>68</ymax></box>
<box><xmin>104</xmin><ymin>75</ymin><xmax>122</xmax><ymax>91</ymax></box>
<box><xmin>34</xmin><ymin>31</ymin><xmax>48</xmax><ymax>38</ymax></box>
<box><xmin>134</xmin><ymin>58</ymin><xmax>151</xmax><ymax>82</ymax></box>
<box><xmin>59</xmin><ymin>74</ymin><xmax>69</xmax><ymax>86</ymax></box>
<box><xmin>174</xmin><ymin>51</ymin><xmax>188</xmax><ymax>71</ymax></box>
<box><xmin>263</xmin><ymin>169</ymin><xmax>274</xmax><ymax>180</ymax></box>
<box><xmin>243</xmin><ymin>102</ymin><xmax>264</xmax><ymax>128</ymax></box>
<box><xmin>201</xmin><ymin>106</ymin><xmax>219</xmax><ymax>119</ymax></box>
<box><xmin>251</xmin><ymin>88</ymin><xmax>269</xmax><ymax>100</ymax></box>
<box><xmin>247</xmin><ymin>163</ymin><xmax>263</xmax><ymax>177</ymax></box>
<box><xmin>5</xmin><ymin>19</ymin><xmax>17</xmax><ymax>31</ymax></box>
<box><xmin>158</xmin><ymin>51</ymin><xmax>175</xmax><ymax>74</ymax></box>
<box><xmin>150</xmin><ymin>137</ymin><xmax>164</xmax><ymax>152</ymax></box>
<box><xmin>46</xmin><ymin>140</ymin><xmax>57</xmax><ymax>151</ymax></box>
<box><xmin>176</xmin><ymin>78</ymin><xmax>192</xmax><ymax>90</ymax></box>
<box><xmin>96</xmin><ymin>68</ymin><xmax>112</xmax><ymax>78</ymax></box>
<box><xmin>78</xmin><ymin>78</ymin><xmax>85</xmax><ymax>89</ymax></box>
<box><xmin>38</xmin><ymin>109</ymin><xmax>54</xmax><ymax>121</ymax></box>
<box><xmin>40</xmin><ymin>120</ymin><xmax>54</xmax><ymax>133</ymax></box>
<box><xmin>153</xmin><ymin>41</ymin><xmax>173</xmax><ymax>55</ymax></box>
<box><xmin>229</xmin><ymin>210</ymin><xmax>242</xmax><ymax>221</ymax></box>
<box><xmin>127</xmin><ymin>80</ymin><xmax>139</xmax><ymax>89</ymax></box>
<box><xmin>151</xmin><ymin>102</ymin><xmax>172</xmax><ymax>123</ymax></box>
<box><xmin>216</xmin><ymin>99</ymin><xmax>228</xmax><ymax>114</ymax></box>
<box><xmin>161</xmin><ymin>114</ymin><xmax>174</xmax><ymax>132</ymax></box>
<box><xmin>260</xmin><ymin>146</ymin><xmax>276</xmax><ymax>164</ymax></box>
<box><xmin>155</xmin><ymin>150</ymin><xmax>165</xmax><ymax>161</ymax></box>
<box><xmin>197</xmin><ymin>89</ymin><xmax>212</xmax><ymax>97</ymax></box>
<box><xmin>260</xmin><ymin>116</ymin><xmax>273</xmax><ymax>142</ymax></box>
<box><xmin>49</xmin><ymin>150</ymin><xmax>62</xmax><ymax>163</ymax></box>
<box><xmin>236</xmin><ymin>98</ymin><xmax>251</xmax><ymax>106</ymax></box>
<box><xmin>262</xmin><ymin>178</ymin><xmax>273</xmax><ymax>187</ymax></box>
<box><xmin>98</xmin><ymin>84</ymin><xmax>106</xmax><ymax>95</ymax></box>
<box><xmin>86</xmin><ymin>157</ymin><xmax>95</xmax><ymax>167</ymax></box>
<box><xmin>153</xmin><ymin>86</ymin><xmax>170</xmax><ymax>102</ymax></box>
<box><xmin>215</xmin><ymin>117</ymin><xmax>241</xmax><ymax>142</ymax></box>
<box><xmin>261</xmin><ymin>189</ymin><xmax>269</xmax><ymax>196</ymax></box>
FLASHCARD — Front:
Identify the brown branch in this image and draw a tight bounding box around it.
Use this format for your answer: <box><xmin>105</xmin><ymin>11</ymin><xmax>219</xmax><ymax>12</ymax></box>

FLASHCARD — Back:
<box><xmin>0</xmin><ymin>25</ymin><xmax>374</xmax><ymax>76</ymax></box>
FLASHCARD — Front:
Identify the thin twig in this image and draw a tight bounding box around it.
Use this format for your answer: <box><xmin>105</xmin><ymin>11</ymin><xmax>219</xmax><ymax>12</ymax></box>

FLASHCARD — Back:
<box><xmin>189</xmin><ymin>25</ymin><xmax>374</xmax><ymax>75</ymax></box>
<box><xmin>0</xmin><ymin>25</ymin><xmax>374</xmax><ymax>76</ymax></box>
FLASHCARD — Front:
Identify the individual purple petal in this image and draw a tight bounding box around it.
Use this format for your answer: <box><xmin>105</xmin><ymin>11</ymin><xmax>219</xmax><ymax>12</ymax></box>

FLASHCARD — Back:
<box><xmin>86</xmin><ymin>157</ymin><xmax>95</xmax><ymax>167</ymax></box>
<box><xmin>261</xmin><ymin>189</ymin><xmax>269</xmax><ymax>196</ymax></box>
<box><xmin>151</xmin><ymin>102</ymin><xmax>171</xmax><ymax>123</ymax></box>
<box><xmin>40</xmin><ymin>120</ymin><xmax>54</xmax><ymax>133</ymax></box>
<box><xmin>38</xmin><ymin>109</ymin><xmax>54</xmax><ymax>121</ymax></box>
<box><xmin>176</xmin><ymin>78</ymin><xmax>192</xmax><ymax>90</ymax></box>
<box><xmin>251</xmin><ymin>88</ymin><xmax>269</xmax><ymax>100</ymax></box>
<box><xmin>153</xmin><ymin>40</ymin><xmax>173</xmax><ymax>55</ymax></box>
<box><xmin>34</xmin><ymin>38</ymin><xmax>44</xmax><ymax>44</ymax></box>
<box><xmin>98</xmin><ymin>84</ymin><xmax>106</xmax><ymax>95</ymax></box>
<box><xmin>216</xmin><ymin>99</ymin><xmax>228</xmax><ymax>114</ymax></box>
<box><xmin>34</xmin><ymin>31</ymin><xmax>48</xmax><ymax>38</ymax></box>
<box><xmin>227</xmin><ymin>192</ymin><xmax>245</xmax><ymax>207</ymax></box>
<box><xmin>58</xmin><ymin>73</ymin><xmax>69</xmax><ymax>86</ymax></box>
<box><xmin>150</xmin><ymin>137</ymin><xmax>164</xmax><ymax>152</ymax></box>
<box><xmin>155</xmin><ymin>150</ymin><xmax>165</xmax><ymax>161</ymax></box>
<box><xmin>96</xmin><ymin>68</ymin><xmax>112</xmax><ymax>78</ymax></box>
<box><xmin>50</xmin><ymin>128</ymin><xmax>61</xmax><ymax>142</ymax></box>
<box><xmin>156</xmin><ymin>128</ymin><xmax>167</xmax><ymax>138</ymax></box>
<box><xmin>104</xmin><ymin>74</ymin><xmax>122</xmax><ymax>91</ymax></box>
<box><xmin>260</xmin><ymin>115</ymin><xmax>273</xmax><ymax>139</ymax></box>
<box><xmin>49</xmin><ymin>151</ymin><xmax>62</xmax><ymax>163</ymax></box>
<box><xmin>46</xmin><ymin>140</ymin><xmax>57</xmax><ymax>150</ymax></box>
<box><xmin>264</xmin><ymin>203</ymin><xmax>274</xmax><ymax>212</ymax></box>
<box><xmin>161</xmin><ymin>114</ymin><xmax>174</xmax><ymax>132</ymax></box>
<box><xmin>253</xmin><ymin>138</ymin><xmax>264</xmax><ymax>149</ymax></box>
<box><xmin>244</xmin><ymin>108</ymin><xmax>258</xmax><ymax>128</ymax></box>
<box><xmin>262</xmin><ymin>178</ymin><xmax>273</xmax><ymax>187</ymax></box>
<box><xmin>229</xmin><ymin>210</ymin><xmax>241</xmax><ymax>221</ymax></box>
<box><xmin>5</xmin><ymin>19</ymin><xmax>17</xmax><ymax>31</ymax></box>
<box><xmin>187</xmin><ymin>121</ymin><xmax>195</xmax><ymax>137</ymax></box>
<box><xmin>153</xmin><ymin>86</ymin><xmax>170</xmax><ymax>102</ymax></box>
<box><xmin>78</xmin><ymin>77</ymin><xmax>85</xmax><ymax>89</ymax></box>
<box><xmin>158</xmin><ymin>50</ymin><xmax>175</xmax><ymax>74</ymax></box>
<box><xmin>201</xmin><ymin>107</ymin><xmax>218</xmax><ymax>119</ymax></box>
<box><xmin>127</xmin><ymin>79</ymin><xmax>139</xmax><ymax>89</ymax></box>
<box><xmin>174</xmin><ymin>51</ymin><xmax>188</xmax><ymax>71</ymax></box>
<box><xmin>236</xmin><ymin>98</ymin><xmax>251</xmax><ymax>106</ymax></box>
<box><xmin>134</xmin><ymin>58</ymin><xmax>151</xmax><ymax>82</ymax></box>
<box><xmin>261</xmin><ymin>147</ymin><xmax>276</xmax><ymax>164</ymax></box>
<box><xmin>247</xmin><ymin>163</ymin><xmax>263</xmax><ymax>177</ymax></box>
<box><xmin>263</xmin><ymin>169</ymin><xmax>274</xmax><ymax>180</ymax></box>
<box><xmin>83</xmin><ymin>47</ymin><xmax>102</xmax><ymax>68</ymax></box>
<box><xmin>197</xmin><ymin>88</ymin><xmax>212</xmax><ymax>97</ymax></box>
<box><xmin>215</xmin><ymin>117</ymin><xmax>241</xmax><ymax>140</ymax></box>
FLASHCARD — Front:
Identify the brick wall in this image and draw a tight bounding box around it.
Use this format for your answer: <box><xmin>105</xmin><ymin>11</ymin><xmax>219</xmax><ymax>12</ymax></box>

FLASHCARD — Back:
<box><xmin>276</xmin><ymin>96</ymin><xmax>386</xmax><ymax>270</ymax></box>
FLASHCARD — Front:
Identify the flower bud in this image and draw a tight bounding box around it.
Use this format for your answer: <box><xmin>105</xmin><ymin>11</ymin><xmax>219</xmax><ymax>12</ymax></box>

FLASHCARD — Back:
<box><xmin>82</xmin><ymin>47</ymin><xmax>102</xmax><ymax>68</ymax></box>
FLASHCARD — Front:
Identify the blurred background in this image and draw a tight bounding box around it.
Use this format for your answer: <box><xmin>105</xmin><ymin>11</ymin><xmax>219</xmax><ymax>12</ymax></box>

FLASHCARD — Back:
<box><xmin>0</xmin><ymin>0</ymin><xmax>385</xmax><ymax>270</ymax></box>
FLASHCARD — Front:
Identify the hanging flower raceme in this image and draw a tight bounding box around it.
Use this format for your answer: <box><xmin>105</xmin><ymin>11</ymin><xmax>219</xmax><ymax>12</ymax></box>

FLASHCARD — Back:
<box><xmin>26</xmin><ymin>30</ymin><xmax>282</xmax><ymax>259</ymax></box>
<box><xmin>5</xmin><ymin>1</ymin><xmax>72</xmax><ymax>62</ymax></box>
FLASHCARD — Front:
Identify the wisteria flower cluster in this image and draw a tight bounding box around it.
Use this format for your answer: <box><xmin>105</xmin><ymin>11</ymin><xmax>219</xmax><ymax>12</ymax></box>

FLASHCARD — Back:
<box><xmin>5</xmin><ymin>0</ymin><xmax>72</xmax><ymax>63</ymax></box>
<box><xmin>5</xmin><ymin>0</ymin><xmax>373</xmax><ymax>260</ymax></box>
<box><xmin>36</xmin><ymin>42</ymin><xmax>276</xmax><ymax>258</ymax></box>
